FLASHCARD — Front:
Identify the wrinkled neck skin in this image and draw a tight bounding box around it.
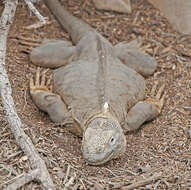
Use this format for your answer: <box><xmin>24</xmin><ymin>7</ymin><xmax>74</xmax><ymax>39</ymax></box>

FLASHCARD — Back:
<box><xmin>82</xmin><ymin>112</ymin><xmax>127</xmax><ymax>165</ymax></box>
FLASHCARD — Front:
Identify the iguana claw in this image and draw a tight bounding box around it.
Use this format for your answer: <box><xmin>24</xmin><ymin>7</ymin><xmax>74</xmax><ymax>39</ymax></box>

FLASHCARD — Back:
<box><xmin>146</xmin><ymin>82</ymin><xmax>165</xmax><ymax>113</ymax></box>
<box><xmin>30</xmin><ymin>67</ymin><xmax>52</xmax><ymax>94</ymax></box>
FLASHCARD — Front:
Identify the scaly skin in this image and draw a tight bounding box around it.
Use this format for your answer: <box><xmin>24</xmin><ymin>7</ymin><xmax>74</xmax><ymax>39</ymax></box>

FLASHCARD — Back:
<box><xmin>29</xmin><ymin>0</ymin><xmax>165</xmax><ymax>165</ymax></box>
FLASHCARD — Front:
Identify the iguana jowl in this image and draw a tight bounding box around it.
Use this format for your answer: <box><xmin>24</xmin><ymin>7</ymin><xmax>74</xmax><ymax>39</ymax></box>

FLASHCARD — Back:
<box><xmin>29</xmin><ymin>0</ymin><xmax>165</xmax><ymax>165</ymax></box>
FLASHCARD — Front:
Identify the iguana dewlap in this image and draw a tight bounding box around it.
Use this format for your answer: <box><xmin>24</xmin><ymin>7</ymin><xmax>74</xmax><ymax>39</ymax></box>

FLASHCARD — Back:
<box><xmin>29</xmin><ymin>0</ymin><xmax>165</xmax><ymax>165</ymax></box>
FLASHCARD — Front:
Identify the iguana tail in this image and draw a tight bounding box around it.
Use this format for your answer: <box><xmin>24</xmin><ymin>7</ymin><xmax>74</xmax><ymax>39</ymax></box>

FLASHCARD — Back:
<box><xmin>43</xmin><ymin>0</ymin><xmax>94</xmax><ymax>44</ymax></box>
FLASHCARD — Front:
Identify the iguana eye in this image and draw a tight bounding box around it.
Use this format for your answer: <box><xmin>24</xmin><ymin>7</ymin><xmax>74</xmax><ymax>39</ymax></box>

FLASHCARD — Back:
<box><xmin>109</xmin><ymin>137</ymin><xmax>116</xmax><ymax>145</ymax></box>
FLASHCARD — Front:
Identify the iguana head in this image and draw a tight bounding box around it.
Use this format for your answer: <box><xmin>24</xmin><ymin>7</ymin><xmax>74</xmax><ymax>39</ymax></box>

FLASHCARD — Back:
<box><xmin>82</xmin><ymin>113</ymin><xmax>126</xmax><ymax>165</ymax></box>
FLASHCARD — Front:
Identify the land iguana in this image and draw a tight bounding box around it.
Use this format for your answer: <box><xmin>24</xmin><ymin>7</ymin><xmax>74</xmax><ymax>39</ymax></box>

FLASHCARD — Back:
<box><xmin>29</xmin><ymin>0</ymin><xmax>165</xmax><ymax>165</ymax></box>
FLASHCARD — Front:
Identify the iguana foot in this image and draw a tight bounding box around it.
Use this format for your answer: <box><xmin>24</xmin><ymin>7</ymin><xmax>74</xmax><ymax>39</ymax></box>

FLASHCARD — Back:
<box><xmin>146</xmin><ymin>82</ymin><xmax>165</xmax><ymax>113</ymax></box>
<box><xmin>30</xmin><ymin>39</ymin><xmax>76</xmax><ymax>69</ymax></box>
<box><xmin>29</xmin><ymin>67</ymin><xmax>73</xmax><ymax>124</ymax></box>
<box><xmin>114</xmin><ymin>40</ymin><xmax>157</xmax><ymax>77</ymax></box>
<box><xmin>30</xmin><ymin>67</ymin><xmax>52</xmax><ymax>95</ymax></box>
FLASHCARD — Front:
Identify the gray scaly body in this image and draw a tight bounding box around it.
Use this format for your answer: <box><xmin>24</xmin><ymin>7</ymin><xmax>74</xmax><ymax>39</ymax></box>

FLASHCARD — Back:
<box><xmin>29</xmin><ymin>0</ymin><xmax>165</xmax><ymax>165</ymax></box>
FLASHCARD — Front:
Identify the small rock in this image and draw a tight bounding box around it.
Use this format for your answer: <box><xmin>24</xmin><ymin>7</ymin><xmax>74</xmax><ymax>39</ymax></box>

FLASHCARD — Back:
<box><xmin>186</xmin><ymin>62</ymin><xmax>191</xmax><ymax>68</ymax></box>
<box><xmin>20</xmin><ymin>155</ymin><xmax>28</xmax><ymax>161</ymax></box>
<box><xmin>137</xmin><ymin>164</ymin><xmax>152</xmax><ymax>173</ymax></box>
<box><xmin>56</xmin><ymin>170</ymin><xmax>65</xmax><ymax>179</ymax></box>
<box><xmin>92</xmin><ymin>0</ymin><xmax>131</xmax><ymax>13</ymax></box>
<box><xmin>184</xmin><ymin>129</ymin><xmax>191</xmax><ymax>139</ymax></box>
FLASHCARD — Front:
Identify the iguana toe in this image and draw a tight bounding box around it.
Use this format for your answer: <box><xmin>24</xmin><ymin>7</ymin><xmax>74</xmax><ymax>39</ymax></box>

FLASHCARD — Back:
<box><xmin>30</xmin><ymin>67</ymin><xmax>52</xmax><ymax>94</ymax></box>
<box><xmin>146</xmin><ymin>83</ymin><xmax>165</xmax><ymax>113</ymax></box>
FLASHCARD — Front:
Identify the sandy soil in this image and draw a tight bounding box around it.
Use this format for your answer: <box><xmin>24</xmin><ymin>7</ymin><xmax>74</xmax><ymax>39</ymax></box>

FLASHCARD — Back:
<box><xmin>0</xmin><ymin>0</ymin><xmax>190</xmax><ymax>189</ymax></box>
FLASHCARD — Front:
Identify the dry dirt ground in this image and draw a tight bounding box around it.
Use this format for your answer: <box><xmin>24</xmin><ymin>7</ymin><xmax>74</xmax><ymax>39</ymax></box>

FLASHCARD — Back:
<box><xmin>0</xmin><ymin>0</ymin><xmax>191</xmax><ymax>189</ymax></box>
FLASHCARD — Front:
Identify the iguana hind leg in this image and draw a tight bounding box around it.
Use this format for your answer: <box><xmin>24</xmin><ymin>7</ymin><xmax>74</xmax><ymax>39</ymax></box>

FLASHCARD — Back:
<box><xmin>30</xmin><ymin>67</ymin><xmax>72</xmax><ymax>123</ymax></box>
<box><xmin>30</xmin><ymin>40</ymin><xmax>76</xmax><ymax>69</ymax></box>
<box><xmin>114</xmin><ymin>40</ymin><xmax>157</xmax><ymax>77</ymax></box>
<box><xmin>125</xmin><ymin>83</ymin><xmax>165</xmax><ymax>132</ymax></box>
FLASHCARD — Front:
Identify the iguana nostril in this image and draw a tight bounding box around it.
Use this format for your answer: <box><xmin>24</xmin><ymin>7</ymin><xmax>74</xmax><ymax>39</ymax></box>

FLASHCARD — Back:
<box><xmin>96</xmin><ymin>146</ymin><xmax>104</xmax><ymax>153</ymax></box>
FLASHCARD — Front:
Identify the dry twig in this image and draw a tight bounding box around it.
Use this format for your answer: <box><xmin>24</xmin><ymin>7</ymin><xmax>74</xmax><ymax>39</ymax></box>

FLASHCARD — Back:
<box><xmin>24</xmin><ymin>0</ymin><xmax>46</xmax><ymax>24</ymax></box>
<box><xmin>0</xmin><ymin>0</ymin><xmax>55</xmax><ymax>189</ymax></box>
<box><xmin>25</xmin><ymin>19</ymin><xmax>51</xmax><ymax>30</ymax></box>
<box><xmin>122</xmin><ymin>172</ymin><xmax>162</xmax><ymax>190</ymax></box>
<box><xmin>5</xmin><ymin>169</ymin><xmax>38</xmax><ymax>190</ymax></box>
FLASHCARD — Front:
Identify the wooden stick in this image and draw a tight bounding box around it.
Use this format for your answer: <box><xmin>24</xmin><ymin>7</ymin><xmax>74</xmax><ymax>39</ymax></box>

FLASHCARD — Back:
<box><xmin>5</xmin><ymin>169</ymin><xmax>38</xmax><ymax>190</ymax></box>
<box><xmin>0</xmin><ymin>0</ymin><xmax>55</xmax><ymax>189</ymax></box>
<box><xmin>122</xmin><ymin>172</ymin><xmax>162</xmax><ymax>190</ymax></box>
<box><xmin>24</xmin><ymin>0</ymin><xmax>46</xmax><ymax>24</ymax></box>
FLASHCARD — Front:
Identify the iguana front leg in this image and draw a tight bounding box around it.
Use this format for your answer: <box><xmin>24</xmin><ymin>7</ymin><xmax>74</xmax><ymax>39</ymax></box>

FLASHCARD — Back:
<box><xmin>125</xmin><ymin>83</ymin><xmax>165</xmax><ymax>132</ymax></box>
<box><xmin>30</xmin><ymin>67</ymin><xmax>72</xmax><ymax>123</ymax></box>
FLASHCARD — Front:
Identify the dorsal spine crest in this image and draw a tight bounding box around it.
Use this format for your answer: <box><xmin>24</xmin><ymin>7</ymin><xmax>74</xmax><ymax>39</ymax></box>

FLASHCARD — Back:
<box><xmin>96</xmin><ymin>36</ymin><xmax>109</xmax><ymax>109</ymax></box>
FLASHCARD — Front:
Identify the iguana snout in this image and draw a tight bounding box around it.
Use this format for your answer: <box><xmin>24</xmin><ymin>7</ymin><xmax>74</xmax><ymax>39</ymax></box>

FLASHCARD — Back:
<box><xmin>82</xmin><ymin>116</ymin><xmax>126</xmax><ymax>165</ymax></box>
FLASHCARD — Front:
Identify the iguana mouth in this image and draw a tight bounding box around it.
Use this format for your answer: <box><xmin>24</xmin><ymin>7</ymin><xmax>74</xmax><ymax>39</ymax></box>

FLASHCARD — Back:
<box><xmin>85</xmin><ymin>141</ymin><xmax>125</xmax><ymax>165</ymax></box>
<box><xmin>85</xmin><ymin>150</ymin><xmax>115</xmax><ymax>166</ymax></box>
